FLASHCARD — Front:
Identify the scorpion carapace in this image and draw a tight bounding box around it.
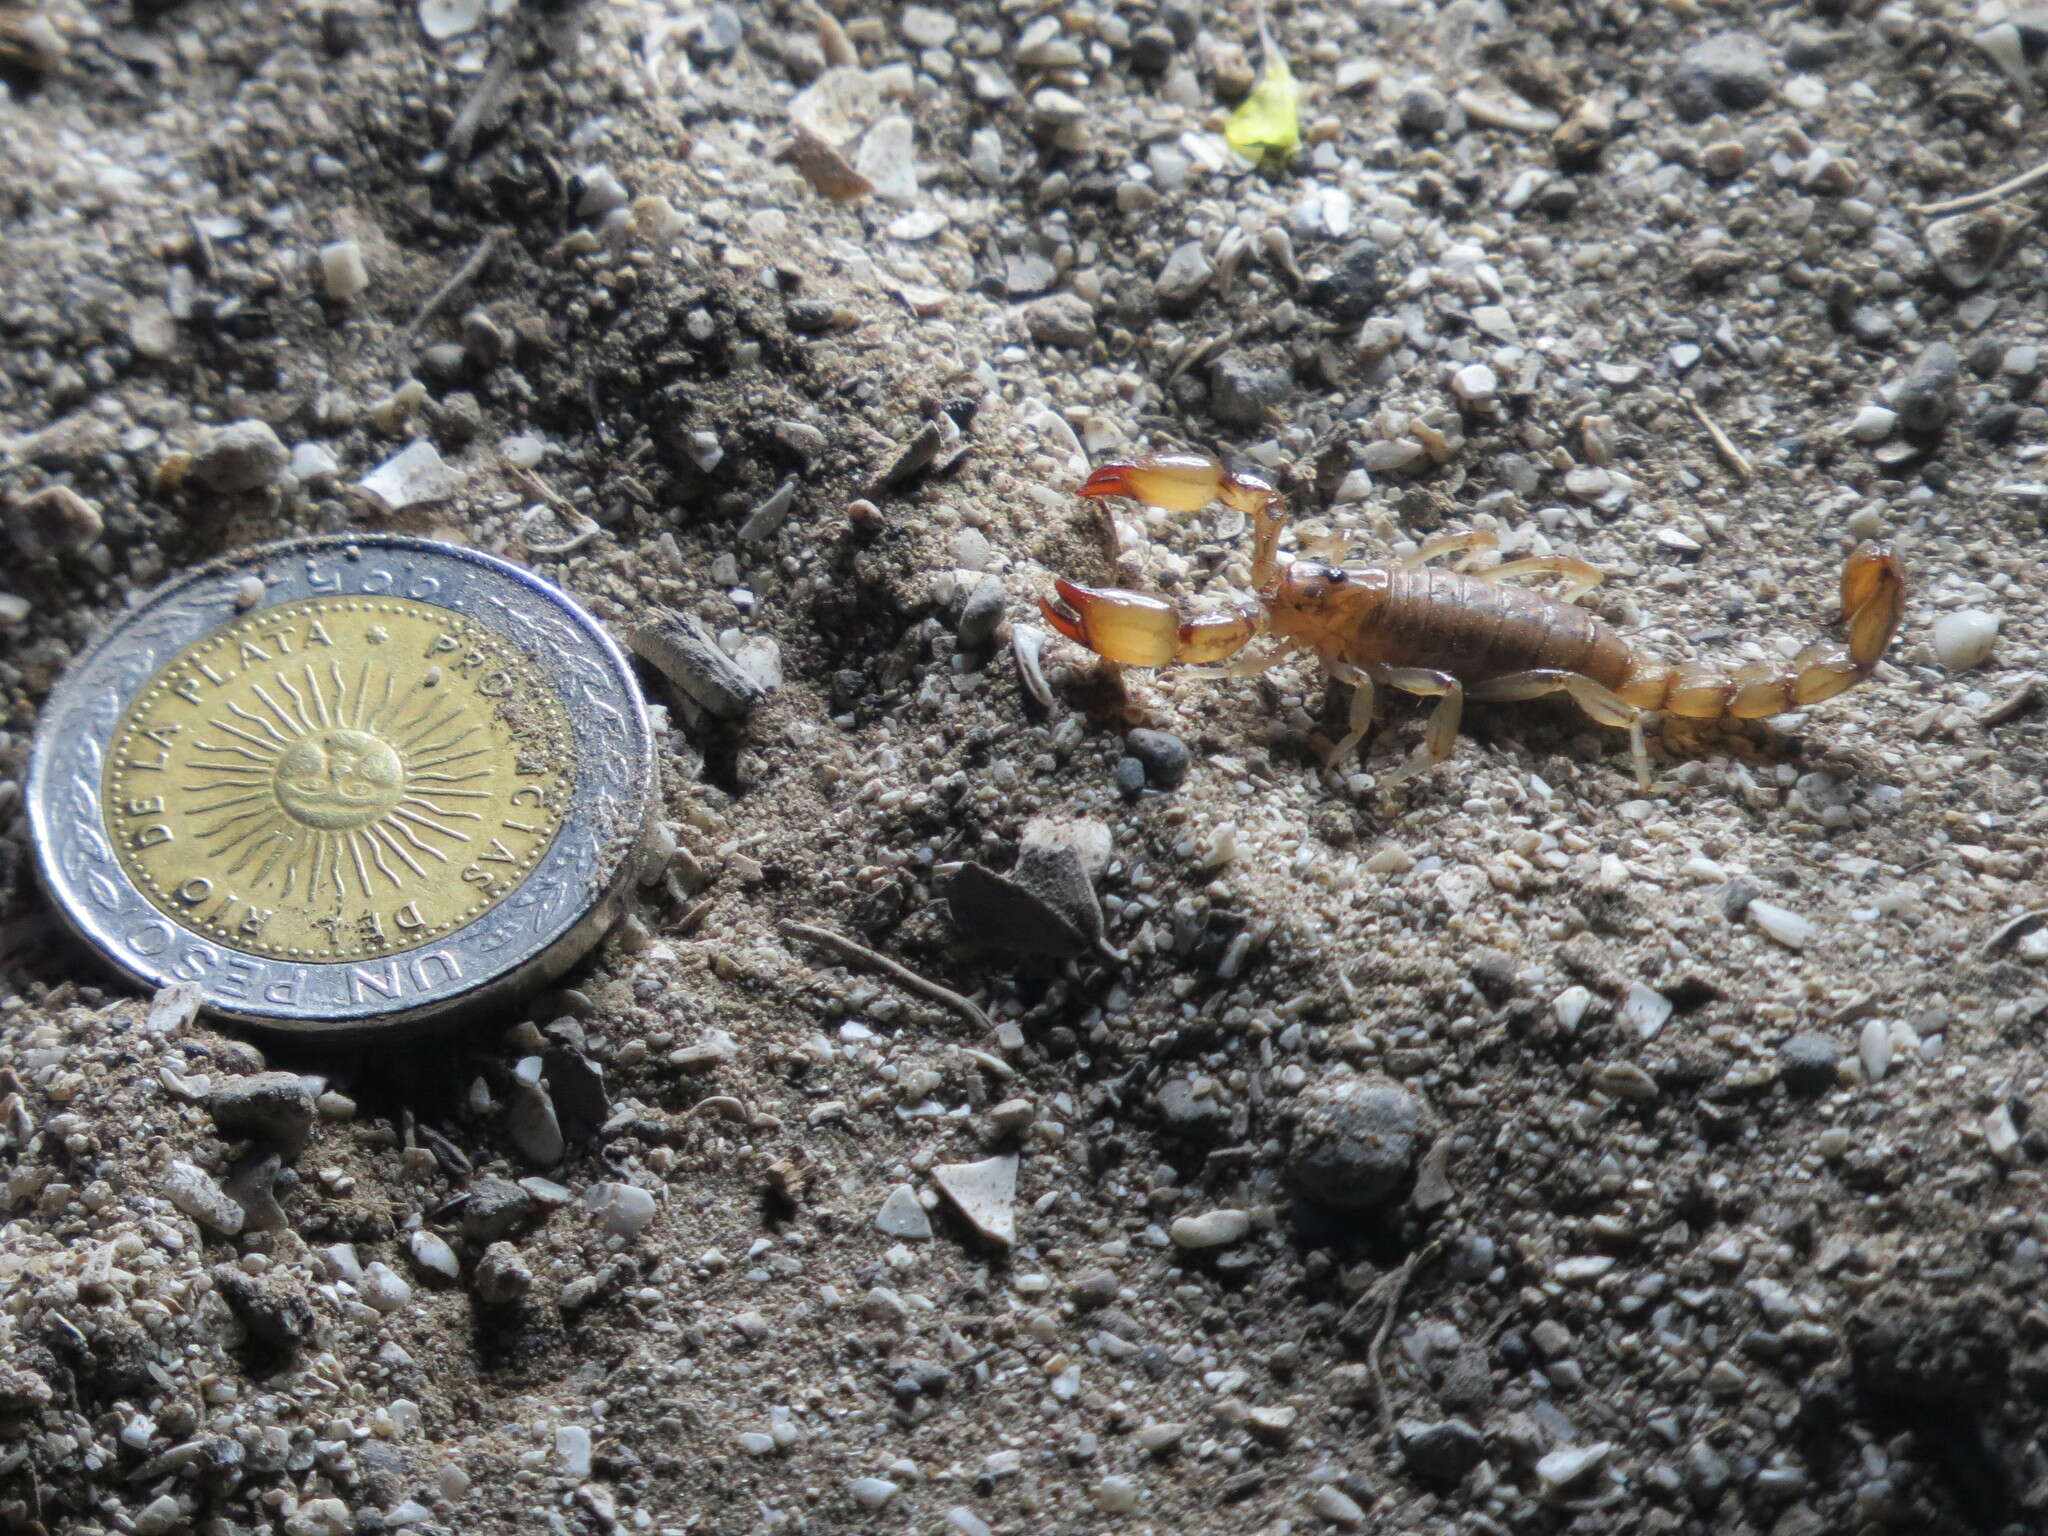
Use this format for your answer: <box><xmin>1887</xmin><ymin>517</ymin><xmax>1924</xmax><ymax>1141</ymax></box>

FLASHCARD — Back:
<box><xmin>1041</xmin><ymin>453</ymin><xmax>1907</xmax><ymax>790</ymax></box>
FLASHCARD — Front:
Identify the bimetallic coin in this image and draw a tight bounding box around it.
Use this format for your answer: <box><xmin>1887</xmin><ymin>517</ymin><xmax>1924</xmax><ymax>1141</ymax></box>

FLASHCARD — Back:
<box><xmin>28</xmin><ymin>536</ymin><xmax>656</xmax><ymax>1033</ymax></box>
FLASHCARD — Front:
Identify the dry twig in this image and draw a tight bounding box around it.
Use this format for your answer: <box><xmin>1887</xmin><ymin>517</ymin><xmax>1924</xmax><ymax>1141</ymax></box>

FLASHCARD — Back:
<box><xmin>1680</xmin><ymin>390</ymin><xmax>1753</xmax><ymax>483</ymax></box>
<box><xmin>781</xmin><ymin>921</ymin><xmax>995</xmax><ymax>1034</ymax></box>
<box><xmin>1909</xmin><ymin>156</ymin><xmax>2048</xmax><ymax>219</ymax></box>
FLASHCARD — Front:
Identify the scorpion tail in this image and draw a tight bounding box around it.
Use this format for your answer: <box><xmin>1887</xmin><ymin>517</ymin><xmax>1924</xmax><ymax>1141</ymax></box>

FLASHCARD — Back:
<box><xmin>1840</xmin><ymin>541</ymin><xmax>1907</xmax><ymax>672</ymax></box>
<box><xmin>1649</xmin><ymin>541</ymin><xmax>1908</xmax><ymax>721</ymax></box>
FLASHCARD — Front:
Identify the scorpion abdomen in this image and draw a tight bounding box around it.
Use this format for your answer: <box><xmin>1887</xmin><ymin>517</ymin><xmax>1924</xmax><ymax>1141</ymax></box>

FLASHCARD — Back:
<box><xmin>1341</xmin><ymin>566</ymin><xmax>1634</xmax><ymax>688</ymax></box>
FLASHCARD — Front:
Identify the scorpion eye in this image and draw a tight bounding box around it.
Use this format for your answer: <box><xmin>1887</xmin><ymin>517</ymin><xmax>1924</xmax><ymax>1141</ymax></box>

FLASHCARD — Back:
<box><xmin>1325</xmin><ymin>567</ymin><xmax>1348</xmax><ymax>585</ymax></box>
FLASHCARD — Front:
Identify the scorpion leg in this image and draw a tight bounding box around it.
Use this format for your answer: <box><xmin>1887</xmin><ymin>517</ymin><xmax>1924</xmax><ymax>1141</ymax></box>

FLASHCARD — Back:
<box><xmin>1402</xmin><ymin>529</ymin><xmax>1499</xmax><ymax>569</ymax></box>
<box><xmin>1466</xmin><ymin>670</ymin><xmax>1653</xmax><ymax>790</ymax></box>
<box><xmin>1367</xmin><ymin>665</ymin><xmax>1465</xmax><ymax>785</ymax></box>
<box><xmin>1324</xmin><ymin>660</ymin><xmax>1377</xmax><ymax>765</ymax></box>
<box><xmin>1481</xmin><ymin>556</ymin><xmax>1606</xmax><ymax>605</ymax></box>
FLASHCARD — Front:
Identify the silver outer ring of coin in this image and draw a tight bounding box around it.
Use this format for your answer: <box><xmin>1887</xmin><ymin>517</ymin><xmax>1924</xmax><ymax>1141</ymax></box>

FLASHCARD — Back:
<box><xmin>26</xmin><ymin>534</ymin><xmax>656</xmax><ymax>1035</ymax></box>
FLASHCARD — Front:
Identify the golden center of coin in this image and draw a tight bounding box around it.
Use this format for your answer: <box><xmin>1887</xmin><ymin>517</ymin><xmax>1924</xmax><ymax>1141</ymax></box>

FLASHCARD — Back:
<box><xmin>103</xmin><ymin>596</ymin><xmax>575</xmax><ymax>962</ymax></box>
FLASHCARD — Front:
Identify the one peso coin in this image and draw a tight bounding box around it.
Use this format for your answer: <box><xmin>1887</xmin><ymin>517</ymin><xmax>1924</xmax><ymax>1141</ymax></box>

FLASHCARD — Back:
<box><xmin>27</xmin><ymin>535</ymin><xmax>656</xmax><ymax>1033</ymax></box>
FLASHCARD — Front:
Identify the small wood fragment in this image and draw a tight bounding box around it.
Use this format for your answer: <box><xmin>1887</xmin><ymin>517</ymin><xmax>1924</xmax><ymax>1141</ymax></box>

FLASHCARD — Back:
<box><xmin>782</xmin><ymin>920</ymin><xmax>993</xmax><ymax>1034</ymax></box>
<box><xmin>1680</xmin><ymin>390</ymin><xmax>1752</xmax><ymax>483</ymax></box>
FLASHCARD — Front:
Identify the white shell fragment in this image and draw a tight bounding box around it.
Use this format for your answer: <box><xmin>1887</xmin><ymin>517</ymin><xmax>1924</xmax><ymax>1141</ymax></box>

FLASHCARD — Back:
<box><xmin>1858</xmin><ymin>1017</ymin><xmax>1893</xmax><ymax>1084</ymax></box>
<box><xmin>419</xmin><ymin>0</ymin><xmax>483</xmax><ymax>43</ymax></box>
<box><xmin>162</xmin><ymin>1160</ymin><xmax>244</xmax><ymax>1236</ymax></box>
<box><xmin>789</xmin><ymin>67</ymin><xmax>884</xmax><ymax>147</ymax></box>
<box><xmin>854</xmin><ymin>116</ymin><xmax>919</xmax><ymax>203</ymax></box>
<box><xmin>1619</xmin><ymin>981</ymin><xmax>1673</xmax><ymax>1040</ymax></box>
<box><xmin>356</xmin><ymin>440</ymin><xmax>460</xmax><ymax>513</ymax></box>
<box><xmin>1931</xmin><ymin>609</ymin><xmax>1999</xmax><ymax>672</ymax></box>
<box><xmin>585</xmin><ymin>1182</ymin><xmax>659</xmax><ymax>1239</ymax></box>
<box><xmin>1746</xmin><ymin>900</ymin><xmax>1815</xmax><ymax>951</ymax></box>
<box><xmin>876</xmin><ymin>1184</ymin><xmax>932</xmax><ymax>1241</ymax></box>
<box><xmin>931</xmin><ymin>1153</ymin><xmax>1018</xmax><ymax>1246</ymax></box>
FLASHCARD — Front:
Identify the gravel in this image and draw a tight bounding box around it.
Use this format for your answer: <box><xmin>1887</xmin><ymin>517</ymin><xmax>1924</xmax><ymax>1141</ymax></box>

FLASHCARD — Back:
<box><xmin>190</xmin><ymin>420</ymin><xmax>289</xmax><ymax>493</ymax></box>
<box><xmin>3</xmin><ymin>2</ymin><xmax>2045</xmax><ymax>1531</ymax></box>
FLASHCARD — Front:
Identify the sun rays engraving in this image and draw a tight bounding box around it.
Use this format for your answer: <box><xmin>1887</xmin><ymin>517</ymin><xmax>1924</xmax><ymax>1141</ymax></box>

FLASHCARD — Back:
<box><xmin>104</xmin><ymin>596</ymin><xmax>574</xmax><ymax>963</ymax></box>
<box><xmin>186</xmin><ymin>657</ymin><xmax>491</xmax><ymax>903</ymax></box>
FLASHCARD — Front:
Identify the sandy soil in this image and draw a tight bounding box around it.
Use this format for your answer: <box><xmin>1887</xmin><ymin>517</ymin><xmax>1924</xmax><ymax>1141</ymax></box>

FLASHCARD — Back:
<box><xmin>3</xmin><ymin>1</ymin><xmax>2048</xmax><ymax>1533</ymax></box>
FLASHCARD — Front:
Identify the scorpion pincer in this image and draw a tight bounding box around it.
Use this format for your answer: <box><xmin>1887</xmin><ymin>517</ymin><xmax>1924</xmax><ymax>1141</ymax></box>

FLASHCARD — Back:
<box><xmin>1040</xmin><ymin>453</ymin><xmax>1907</xmax><ymax>791</ymax></box>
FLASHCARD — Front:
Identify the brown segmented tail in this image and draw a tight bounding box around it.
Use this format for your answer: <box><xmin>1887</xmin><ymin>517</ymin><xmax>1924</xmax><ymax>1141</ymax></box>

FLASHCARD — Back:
<box><xmin>1618</xmin><ymin>542</ymin><xmax>1906</xmax><ymax>722</ymax></box>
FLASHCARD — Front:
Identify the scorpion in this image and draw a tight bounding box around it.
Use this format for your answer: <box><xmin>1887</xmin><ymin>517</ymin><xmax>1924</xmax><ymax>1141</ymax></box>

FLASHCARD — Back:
<box><xmin>1040</xmin><ymin>453</ymin><xmax>1907</xmax><ymax>790</ymax></box>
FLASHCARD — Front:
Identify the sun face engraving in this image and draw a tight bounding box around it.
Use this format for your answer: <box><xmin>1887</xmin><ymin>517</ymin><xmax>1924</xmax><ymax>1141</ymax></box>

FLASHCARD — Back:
<box><xmin>103</xmin><ymin>595</ymin><xmax>575</xmax><ymax>962</ymax></box>
<box><xmin>273</xmin><ymin>728</ymin><xmax>407</xmax><ymax>830</ymax></box>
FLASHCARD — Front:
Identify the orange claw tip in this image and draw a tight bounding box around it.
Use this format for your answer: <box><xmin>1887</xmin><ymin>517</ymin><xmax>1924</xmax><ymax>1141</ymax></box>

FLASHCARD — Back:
<box><xmin>1039</xmin><ymin>578</ymin><xmax>1181</xmax><ymax>667</ymax></box>
<box><xmin>1078</xmin><ymin>454</ymin><xmax>1224</xmax><ymax>514</ymax></box>
<box><xmin>1079</xmin><ymin>464</ymin><xmax>1139</xmax><ymax>499</ymax></box>
<box><xmin>1040</xmin><ymin>586</ymin><xmax>1088</xmax><ymax>646</ymax></box>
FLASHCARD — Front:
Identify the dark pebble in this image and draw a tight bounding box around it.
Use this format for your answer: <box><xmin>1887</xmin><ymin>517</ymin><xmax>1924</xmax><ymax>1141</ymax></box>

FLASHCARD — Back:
<box><xmin>1893</xmin><ymin>340</ymin><xmax>1960</xmax><ymax>437</ymax></box>
<box><xmin>687</xmin><ymin>2</ymin><xmax>744</xmax><ymax>62</ymax></box>
<box><xmin>207</xmin><ymin>1073</ymin><xmax>315</xmax><ymax>1158</ymax></box>
<box><xmin>1287</xmin><ymin>1076</ymin><xmax>1419</xmax><ymax>1209</ymax></box>
<box><xmin>1667</xmin><ymin>34</ymin><xmax>1778</xmax><ymax>123</ymax></box>
<box><xmin>1782</xmin><ymin>24</ymin><xmax>1846</xmax><ymax>71</ymax></box>
<box><xmin>1154</xmin><ymin>1077</ymin><xmax>1231</xmax><ymax>1145</ymax></box>
<box><xmin>1779</xmin><ymin>1032</ymin><xmax>1840</xmax><ymax>1096</ymax></box>
<box><xmin>957</xmin><ymin>576</ymin><xmax>1005</xmax><ymax>648</ymax></box>
<box><xmin>1849</xmin><ymin>1294</ymin><xmax>2014</xmax><ymax>1412</ymax></box>
<box><xmin>1207</xmin><ymin>350</ymin><xmax>1292</xmax><ymax>427</ymax></box>
<box><xmin>1124</xmin><ymin>727</ymin><xmax>1191</xmax><ymax>788</ymax></box>
<box><xmin>1305</xmin><ymin>240</ymin><xmax>1387</xmax><ymax>322</ymax></box>
<box><xmin>1974</xmin><ymin>404</ymin><xmax>2022</xmax><ymax>446</ymax></box>
<box><xmin>1113</xmin><ymin>756</ymin><xmax>1147</xmax><ymax>801</ymax></box>
<box><xmin>1129</xmin><ymin>23</ymin><xmax>1176</xmax><ymax>74</ymax></box>
<box><xmin>1396</xmin><ymin>1418</ymin><xmax>1486</xmax><ymax>1483</ymax></box>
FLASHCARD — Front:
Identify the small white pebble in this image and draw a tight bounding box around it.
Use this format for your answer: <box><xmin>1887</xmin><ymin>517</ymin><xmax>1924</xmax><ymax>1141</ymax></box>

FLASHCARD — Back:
<box><xmin>847</xmin><ymin>1477</ymin><xmax>898</xmax><ymax>1510</ymax></box>
<box><xmin>318</xmin><ymin>239</ymin><xmax>370</xmax><ymax>301</ymax></box>
<box><xmin>406</xmin><ymin>1230</ymin><xmax>460</xmax><ymax>1282</ymax></box>
<box><xmin>1619</xmin><ymin>981</ymin><xmax>1673</xmax><ymax>1040</ymax></box>
<box><xmin>1169</xmin><ymin>1208</ymin><xmax>1250</xmax><ymax>1249</ymax></box>
<box><xmin>1931</xmin><ymin>609</ymin><xmax>1999</xmax><ymax>672</ymax></box>
<box><xmin>1450</xmin><ymin>362</ymin><xmax>1498</xmax><ymax>404</ymax></box>
<box><xmin>1311</xmin><ymin>1483</ymin><xmax>1366</xmax><ymax>1527</ymax></box>
<box><xmin>554</xmin><ymin>1424</ymin><xmax>592</xmax><ymax>1479</ymax></box>
<box><xmin>1552</xmin><ymin>984</ymin><xmax>1594</xmax><ymax>1031</ymax></box>
<box><xmin>360</xmin><ymin>1262</ymin><xmax>412</xmax><ymax>1313</ymax></box>
<box><xmin>1364</xmin><ymin>844</ymin><xmax>1415</xmax><ymax>875</ymax></box>
<box><xmin>1090</xmin><ymin>1475</ymin><xmax>1141</xmax><ymax>1513</ymax></box>
<box><xmin>499</xmin><ymin>433</ymin><xmax>546</xmax><ymax>469</ymax></box>
<box><xmin>1859</xmin><ymin>1016</ymin><xmax>1893</xmax><ymax>1084</ymax></box>
<box><xmin>1747</xmin><ymin>899</ymin><xmax>1815</xmax><ymax>951</ymax></box>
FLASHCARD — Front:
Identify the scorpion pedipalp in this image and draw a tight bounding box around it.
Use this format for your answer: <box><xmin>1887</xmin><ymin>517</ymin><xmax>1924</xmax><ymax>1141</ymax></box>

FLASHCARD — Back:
<box><xmin>1041</xmin><ymin>579</ymin><xmax>1264</xmax><ymax>668</ymax></box>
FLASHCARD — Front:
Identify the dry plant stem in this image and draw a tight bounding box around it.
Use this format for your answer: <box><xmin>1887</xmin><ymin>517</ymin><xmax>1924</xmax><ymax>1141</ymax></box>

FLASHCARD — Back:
<box><xmin>1342</xmin><ymin>1237</ymin><xmax>1443</xmax><ymax>1440</ymax></box>
<box><xmin>1909</xmin><ymin>156</ymin><xmax>2048</xmax><ymax>217</ymax></box>
<box><xmin>781</xmin><ymin>921</ymin><xmax>995</xmax><ymax>1034</ymax></box>
<box><xmin>444</xmin><ymin>46</ymin><xmax>519</xmax><ymax>164</ymax></box>
<box><xmin>1681</xmin><ymin>390</ymin><xmax>1753</xmax><ymax>483</ymax></box>
<box><xmin>401</xmin><ymin>230</ymin><xmax>503</xmax><ymax>350</ymax></box>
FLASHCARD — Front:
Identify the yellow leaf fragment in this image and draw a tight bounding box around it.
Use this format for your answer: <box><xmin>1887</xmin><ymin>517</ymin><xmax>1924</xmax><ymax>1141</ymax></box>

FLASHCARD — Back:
<box><xmin>1225</xmin><ymin>47</ymin><xmax>1300</xmax><ymax>168</ymax></box>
